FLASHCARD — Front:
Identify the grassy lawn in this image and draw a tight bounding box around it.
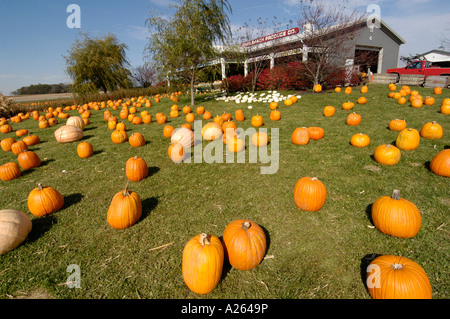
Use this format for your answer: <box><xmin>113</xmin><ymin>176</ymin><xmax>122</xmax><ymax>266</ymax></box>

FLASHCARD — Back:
<box><xmin>0</xmin><ymin>84</ymin><xmax>448</xmax><ymax>299</ymax></box>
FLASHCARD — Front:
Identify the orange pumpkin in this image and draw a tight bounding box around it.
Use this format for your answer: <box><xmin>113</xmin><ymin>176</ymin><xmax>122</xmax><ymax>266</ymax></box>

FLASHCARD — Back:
<box><xmin>360</xmin><ymin>85</ymin><xmax>368</xmax><ymax>93</ymax></box>
<box><xmin>222</xmin><ymin>219</ymin><xmax>266</xmax><ymax>271</ymax></box>
<box><xmin>168</xmin><ymin>143</ymin><xmax>185</xmax><ymax>163</ymax></box>
<box><xmin>270</xmin><ymin>109</ymin><xmax>281</xmax><ymax>121</ymax></box>
<box><xmin>251</xmin><ymin>132</ymin><xmax>269</xmax><ymax>147</ymax></box>
<box><xmin>182</xmin><ymin>233</ymin><xmax>224</xmax><ymax>295</ymax></box>
<box><xmin>76</xmin><ymin>142</ymin><xmax>94</xmax><ymax>158</ymax></box>
<box><xmin>388</xmin><ymin>119</ymin><xmax>407</xmax><ymax>131</ymax></box>
<box><xmin>251</xmin><ymin>114</ymin><xmax>264</xmax><ymax>127</ymax></box>
<box><xmin>129</xmin><ymin>132</ymin><xmax>146</xmax><ymax>147</ymax></box>
<box><xmin>111</xmin><ymin>130</ymin><xmax>128</xmax><ymax>144</ymax></box>
<box><xmin>374</xmin><ymin>144</ymin><xmax>401</xmax><ymax>166</ymax></box>
<box><xmin>163</xmin><ymin>125</ymin><xmax>175</xmax><ymax>138</ymax></box>
<box><xmin>293</xmin><ymin>177</ymin><xmax>327</xmax><ymax>212</ymax></box>
<box><xmin>371</xmin><ymin>189</ymin><xmax>422</xmax><ymax>238</ymax></box>
<box><xmin>420</xmin><ymin>121</ymin><xmax>443</xmax><ymax>139</ymax></box>
<box><xmin>350</xmin><ymin>133</ymin><xmax>370</xmax><ymax>147</ymax></box>
<box><xmin>235</xmin><ymin>109</ymin><xmax>245</xmax><ymax>121</ymax></box>
<box><xmin>291</xmin><ymin>127</ymin><xmax>310</xmax><ymax>145</ymax></box>
<box><xmin>342</xmin><ymin>101</ymin><xmax>354</xmax><ymax>110</ymax></box>
<box><xmin>126</xmin><ymin>156</ymin><xmax>148</xmax><ymax>182</ymax></box>
<box><xmin>186</xmin><ymin>112</ymin><xmax>195</xmax><ymax>123</ymax></box>
<box><xmin>429</xmin><ymin>149</ymin><xmax>450</xmax><ymax>177</ymax></box>
<box><xmin>366</xmin><ymin>255</ymin><xmax>432</xmax><ymax>299</ymax></box>
<box><xmin>196</xmin><ymin>106</ymin><xmax>205</xmax><ymax>114</ymax></box>
<box><xmin>424</xmin><ymin>96</ymin><xmax>435</xmax><ymax>106</ymax></box>
<box><xmin>323</xmin><ymin>106</ymin><xmax>335</xmax><ymax>117</ymax></box>
<box><xmin>107</xmin><ymin>185</ymin><xmax>142</xmax><ymax>229</ymax></box>
<box><xmin>27</xmin><ymin>183</ymin><xmax>64</xmax><ymax>217</ymax></box>
<box><xmin>346</xmin><ymin>112</ymin><xmax>361</xmax><ymax>126</ymax></box>
<box><xmin>396</xmin><ymin>128</ymin><xmax>420</xmax><ymax>150</ymax></box>
<box><xmin>357</xmin><ymin>96</ymin><xmax>367</xmax><ymax>104</ymax></box>
<box><xmin>433</xmin><ymin>87</ymin><xmax>442</xmax><ymax>94</ymax></box>
<box><xmin>203</xmin><ymin>111</ymin><xmax>212</xmax><ymax>120</ymax></box>
<box><xmin>307</xmin><ymin>127</ymin><xmax>324</xmax><ymax>140</ymax></box>
<box><xmin>0</xmin><ymin>162</ymin><xmax>21</xmax><ymax>181</ymax></box>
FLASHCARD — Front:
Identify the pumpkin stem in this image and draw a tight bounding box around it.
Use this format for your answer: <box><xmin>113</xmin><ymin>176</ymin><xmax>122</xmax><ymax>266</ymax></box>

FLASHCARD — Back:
<box><xmin>392</xmin><ymin>263</ymin><xmax>403</xmax><ymax>270</ymax></box>
<box><xmin>37</xmin><ymin>183</ymin><xmax>44</xmax><ymax>191</ymax></box>
<box><xmin>242</xmin><ymin>221</ymin><xmax>251</xmax><ymax>230</ymax></box>
<box><xmin>311</xmin><ymin>177</ymin><xmax>318</xmax><ymax>181</ymax></box>
<box><xmin>123</xmin><ymin>183</ymin><xmax>130</xmax><ymax>196</ymax></box>
<box><xmin>199</xmin><ymin>233</ymin><xmax>210</xmax><ymax>246</ymax></box>
<box><xmin>391</xmin><ymin>190</ymin><xmax>401</xmax><ymax>200</ymax></box>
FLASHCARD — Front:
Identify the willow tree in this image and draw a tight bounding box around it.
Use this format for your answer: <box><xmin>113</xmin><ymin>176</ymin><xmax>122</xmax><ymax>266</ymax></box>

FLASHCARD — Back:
<box><xmin>146</xmin><ymin>0</ymin><xmax>232</xmax><ymax>106</ymax></box>
<box><xmin>65</xmin><ymin>33</ymin><xmax>132</xmax><ymax>95</ymax></box>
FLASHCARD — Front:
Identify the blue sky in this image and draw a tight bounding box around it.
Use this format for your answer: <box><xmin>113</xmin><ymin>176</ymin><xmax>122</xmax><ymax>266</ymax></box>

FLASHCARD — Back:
<box><xmin>0</xmin><ymin>0</ymin><xmax>449</xmax><ymax>95</ymax></box>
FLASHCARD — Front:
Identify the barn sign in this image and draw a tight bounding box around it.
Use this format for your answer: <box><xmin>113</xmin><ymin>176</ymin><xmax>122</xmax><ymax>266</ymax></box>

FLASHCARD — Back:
<box><xmin>241</xmin><ymin>27</ymin><xmax>300</xmax><ymax>48</ymax></box>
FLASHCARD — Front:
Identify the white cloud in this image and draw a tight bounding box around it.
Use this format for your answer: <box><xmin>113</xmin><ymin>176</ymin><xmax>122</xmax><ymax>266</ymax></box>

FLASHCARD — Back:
<box><xmin>383</xmin><ymin>11</ymin><xmax>450</xmax><ymax>57</ymax></box>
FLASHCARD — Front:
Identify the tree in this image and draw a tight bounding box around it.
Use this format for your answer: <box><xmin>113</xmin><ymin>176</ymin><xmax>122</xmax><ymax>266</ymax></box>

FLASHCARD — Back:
<box><xmin>65</xmin><ymin>33</ymin><xmax>132</xmax><ymax>95</ymax></box>
<box><xmin>232</xmin><ymin>17</ymin><xmax>287</xmax><ymax>92</ymax></box>
<box><xmin>131</xmin><ymin>63</ymin><xmax>157</xmax><ymax>88</ymax></box>
<box><xmin>146</xmin><ymin>0</ymin><xmax>232</xmax><ymax>106</ymax></box>
<box><xmin>294</xmin><ymin>0</ymin><xmax>366</xmax><ymax>86</ymax></box>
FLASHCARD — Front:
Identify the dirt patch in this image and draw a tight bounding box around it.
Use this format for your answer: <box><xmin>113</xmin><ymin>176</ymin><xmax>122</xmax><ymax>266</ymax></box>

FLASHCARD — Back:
<box><xmin>439</xmin><ymin>197</ymin><xmax>450</xmax><ymax>207</ymax></box>
<box><xmin>410</xmin><ymin>162</ymin><xmax>422</xmax><ymax>167</ymax></box>
<box><xmin>11</xmin><ymin>288</ymin><xmax>55</xmax><ymax>299</ymax></box>
<box><xmin>364</xmin><ymin>165</ymin><xmax>381</xmax><ymax>172</ymax></box>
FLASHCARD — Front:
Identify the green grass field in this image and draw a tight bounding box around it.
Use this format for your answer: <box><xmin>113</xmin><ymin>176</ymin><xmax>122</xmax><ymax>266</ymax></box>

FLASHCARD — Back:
<box><xmin>0</xmin><ymin>84</ymin><xmax>448</xmax><ymax>299</ymax></box>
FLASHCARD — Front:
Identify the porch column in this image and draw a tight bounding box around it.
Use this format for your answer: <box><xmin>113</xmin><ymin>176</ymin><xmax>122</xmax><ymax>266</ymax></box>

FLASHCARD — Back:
<box><xmin>244</xmin><ymin>60</ymin><xmax>248</xmax><ymax>77</ymax></box>
<box><xmin>221</xmin><ymin>57</ymin><xmax>226</xmax><ymax>80</ymax></box>
<box><xmin>302</xmin><ymin>45</ymin><xmax>308</xmax><ymax>62</ymax></box>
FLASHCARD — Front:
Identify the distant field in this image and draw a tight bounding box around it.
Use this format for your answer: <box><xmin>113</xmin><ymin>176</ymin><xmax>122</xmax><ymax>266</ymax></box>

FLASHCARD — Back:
<box><xmin>8</xmin><ymin>93</ymin><xmax>75</xmax><ymax>102</ymax></box>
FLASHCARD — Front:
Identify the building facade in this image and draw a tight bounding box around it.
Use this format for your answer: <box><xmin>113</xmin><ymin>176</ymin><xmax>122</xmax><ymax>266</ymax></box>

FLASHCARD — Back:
<box><xmin>215</xmin><ymin>17</ymin><xmax>405</xmax><ymax>81</ymax></box>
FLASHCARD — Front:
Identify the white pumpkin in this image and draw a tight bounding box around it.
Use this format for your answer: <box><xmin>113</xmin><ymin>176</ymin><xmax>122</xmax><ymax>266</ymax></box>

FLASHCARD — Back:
<box><xmin>66</xmin><ymin>116</ymin><xmax>85</xmax><ymax>130</ymax></box>
<box><xmin>54</xmin><ymin>125</ymin><xmax>84</xmax><ymax>143</ymax></box>
<box><xmin>171</xmin><ymin>128</ymin><xmax>196</xmax><ymax>149</ymax></box>
<box><xmin>0</xmin><ymin>209</ymin><xmax>32</xmax><ymax>255</ymax></box>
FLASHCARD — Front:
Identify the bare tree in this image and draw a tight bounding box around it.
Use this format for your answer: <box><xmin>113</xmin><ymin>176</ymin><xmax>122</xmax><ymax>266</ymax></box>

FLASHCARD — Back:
<box><xmin>232</xmin><ymin>17</ymin><xmax>289</xmax><ymax>92</ymax></box>
<box><xmin>131</xmin><ymin>63</ymin><xmax>157</xmax><ymax>88</ymax></box>
<box><xmin>294</xmin><ymin>0</ymin><xmax>366</xmax><ymax>86</ymax></box>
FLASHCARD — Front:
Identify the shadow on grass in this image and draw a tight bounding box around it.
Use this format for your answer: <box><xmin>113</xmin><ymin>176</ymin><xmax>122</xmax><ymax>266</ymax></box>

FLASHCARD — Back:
<box><xmin>62</xmin><ymin>193</ymin><xmax>84</xmax><ymax>210</ymax></box>
<box><xmin>40</xmin><ymin>159</ymin><xmax>55</xmax><ymax>167</ymax></box>
<box><xmin>21</xmin><ymin>159</ymin><xmax>55</xmax><ymax>177</ymax></box>
<box><xmin>82</xmin><ymin>135</ymin><xmax>94</xmax><ymax>140</ymax></box>
<box><xmin>148</xmin><ymin>166</ymin><xmax>160</xmax><ymax>177</ymax></box>
<box><xmin>359</xmin><ymin>253</ymin><xmax>381</xmax><ymax>294</ymax></box>
<box><xmin>140</xmin><ymin>197</ymin><xmax>159</xmax><ymax>222</ymax></box>
<box><xmin>93</xmin><ymin>150</ymin><xmax>104</xmax><ymax>156</ymax></box>
<box><xmin>423</xmin><ymin>161</ymin><xmax>431</xmax><ymax>171</ymax></box>
<box><xmin>83</xmin><ymin>126</ymin><xmax>97</xmax><ymax>132</ymax></box>
<box><xmin>365</xmin><ymin>203</ymin><xmax>374</xmax><ymax>225</ymax></box>
<box><xmin>28</xmin><ymin>215</ymin><xmax>57</xmax><ymax>244</ymax></box>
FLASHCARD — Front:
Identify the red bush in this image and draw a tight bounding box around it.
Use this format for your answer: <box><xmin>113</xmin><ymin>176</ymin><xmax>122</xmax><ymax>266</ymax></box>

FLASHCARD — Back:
<box><xmin>257</xmin><ymin>62</ymin><xmax>312</xmax><ymax>91</ymax></box>
<box><xmin>222</xmin><ymin>74</ymin><xmax>252</xmax><ymax>93</ymax></box>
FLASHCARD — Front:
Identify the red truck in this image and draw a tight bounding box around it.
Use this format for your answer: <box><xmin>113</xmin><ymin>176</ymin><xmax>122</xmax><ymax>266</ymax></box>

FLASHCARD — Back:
<box><xmin>387</xmin><ymin>60</ymin><xmax>450</xmax><ymax>80</ymax></box>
